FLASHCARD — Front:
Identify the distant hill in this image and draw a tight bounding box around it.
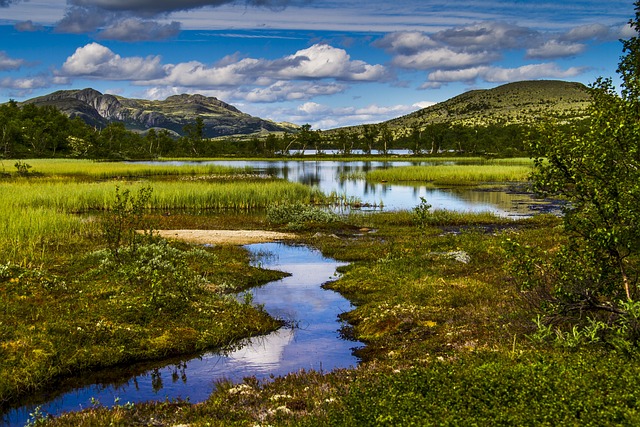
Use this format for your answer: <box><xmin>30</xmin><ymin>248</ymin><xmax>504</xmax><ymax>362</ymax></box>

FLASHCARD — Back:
<box><xmin>21</xmin><ymin>88</ymin><xmax>299</xmax><ymax>138</ymax></box>
<box><xmin>327</xmin><ymin>80</ymin><xmax>592</xmax><ymax>136</ymax></box>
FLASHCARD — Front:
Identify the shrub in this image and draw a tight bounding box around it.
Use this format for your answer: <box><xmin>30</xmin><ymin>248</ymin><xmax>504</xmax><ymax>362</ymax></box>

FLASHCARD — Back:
<box><xmin>267</xmin><ymin>203</ymin><xmax>340</xmax><ymax>230</ymax></box>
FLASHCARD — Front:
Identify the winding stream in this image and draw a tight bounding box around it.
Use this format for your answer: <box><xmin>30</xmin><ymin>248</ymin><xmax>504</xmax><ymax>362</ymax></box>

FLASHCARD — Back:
<box><xmin>3</xmin><ymin>243</ymin><xmax>360</xmax><ymax>427</ymax></box>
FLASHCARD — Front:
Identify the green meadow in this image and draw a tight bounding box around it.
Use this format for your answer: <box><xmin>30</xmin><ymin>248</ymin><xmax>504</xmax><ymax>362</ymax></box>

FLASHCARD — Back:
<box><xmin>1</xmin><ymin>158</ymin><xmax>639</xmax><ymax>426</ymax></box>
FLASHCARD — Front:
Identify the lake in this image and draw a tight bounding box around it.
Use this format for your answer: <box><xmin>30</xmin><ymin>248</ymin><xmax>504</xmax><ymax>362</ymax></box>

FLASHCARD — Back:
<box><xmin>149</xmin><ymin>159</ymin><xmax>550</xmax><ymax>217</ymax></box>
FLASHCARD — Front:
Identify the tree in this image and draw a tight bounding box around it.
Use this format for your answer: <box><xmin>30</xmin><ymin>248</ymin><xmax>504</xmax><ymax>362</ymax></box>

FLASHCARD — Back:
<box><xmin>182</xmin><ymin>117</ymin><xmax>205</xmax><ymax>156</ymax></box>
<box><xmin>518</xmin><ymin>2</ymin><xmax>640</xmax><ymax>341</ymax></box>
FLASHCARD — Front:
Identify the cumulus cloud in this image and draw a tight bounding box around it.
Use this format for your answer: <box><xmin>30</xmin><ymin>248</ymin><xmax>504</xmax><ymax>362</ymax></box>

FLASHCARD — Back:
<box><xmin>56</xmin><ymin>6</ymin><xmax>111</xmax><ymax>33</ymax></box>
<box><xmin>57</xmin><ymin>42</ymin><xmax>386</xmax><ymax>105</ymax></box>
<box><xmin>0</xmin><ymin>51</ymin><xmax>26</xmax><ymax>71</ymax></box>
<box><xmin>423</xmin><ymin>63</ymin><xmax>587</xmax><ymax>88</ymax></box>
<box><xmin>526</xmin><ymin>40</ymin><xmax>586</xmax><ymax>59</ymax></box>
<box><xmin>377</xmin><ymin>22</ymin><xmax>539</xmax><ymax>73</ymax></box>
<box><xmin>0</xmin><ymin>76</ymin><xmax>51</xmax><ymax>90</ymax></box>
<box><xmin>278</xmin><ymin>44</ymin><xmax>389</xmax><ymax>81</ymax></box>
<box><xmin>60</xmin><ymin>43</ymin><xmax>165</xmax><ymax>80</ymax></box>
<box><xmin>391</xmin><ymin>47</ymin><xmax>498</xmax><ymax>70</ymax></box>
<box><xmin>275</xmin><ymin>100</ymin><xmax>431</xmax><ymax>129</ymax></box>
<box><xmin>561</xmin><ymin>23</ymin><xmax>612</xmax><ymax>42</ymax></box>
<box><xmin>244</xmin><ymin>81</ymin><xmax>346</xmax><ymax>102</ymax></box>
<box><xmin>374</xmin><ymin>19</ymin><xmax>610</xmax><ymax>88</ymax></box>
<box><xmin>373</xmin><ymin>31</ymin><xmax>437</xmax><ymax>55</ymax></box>
<box><xmin>97</xmin><ymin>19</ymin><xmax>181</xmax><ymax>41</ymax></box>
<box><xmin>141</xmin><ymin>43</ymin><xmax>388</xmax><ymax>87</ymax></box>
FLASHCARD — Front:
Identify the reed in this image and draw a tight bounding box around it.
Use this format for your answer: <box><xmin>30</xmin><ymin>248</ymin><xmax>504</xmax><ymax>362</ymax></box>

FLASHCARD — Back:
<box><xmin>0</xmin><ymin>179</ymin><xmax>324</xmax><ymax>263</ymax></box>
<box><xmin>366</xmin><ymin>164</ymin><xmax>532</xmax><ymax>185</ymax></box>
<box><xmin>3</xmin><ymin>159</ymin><xmax>246</xmax><ymax>179</ymax></box>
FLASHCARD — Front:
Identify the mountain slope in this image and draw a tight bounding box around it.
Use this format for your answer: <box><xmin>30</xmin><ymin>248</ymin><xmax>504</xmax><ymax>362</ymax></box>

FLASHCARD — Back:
<box><xmin>21</xmin><ymin>88</ymin><xmax>299</xmax><ymax>138</ymax></box>
<box><xmin>328</xmin><ymin>80</ymin><xmax>592</xmax><ymax>136</ymax></box>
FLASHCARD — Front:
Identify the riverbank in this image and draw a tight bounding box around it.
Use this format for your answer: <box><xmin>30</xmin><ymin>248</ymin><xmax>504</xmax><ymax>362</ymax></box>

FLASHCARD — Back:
<box><xmin>24</xmin><ymin>211</ymin><xmax>640</xmax><ymax>426</ymax></box>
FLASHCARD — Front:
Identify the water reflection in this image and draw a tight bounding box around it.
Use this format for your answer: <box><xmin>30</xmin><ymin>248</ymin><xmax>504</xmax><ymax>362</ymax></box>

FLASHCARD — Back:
<box><xmin>2</xmin><ymin>244</ymin><xmax>360</xmax><ymax>427</ymax></box>
<box><xmin>146</xmin><ymin>159</ymin><xmax>546</xmax><ymax>216</ymax></box>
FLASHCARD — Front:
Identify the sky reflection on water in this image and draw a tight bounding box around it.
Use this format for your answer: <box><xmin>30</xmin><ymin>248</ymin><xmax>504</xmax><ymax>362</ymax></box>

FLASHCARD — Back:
<box><xmin>3</xmin><ymin>243</ymin><xmax>359</xmax><ymax>427</ymax></box>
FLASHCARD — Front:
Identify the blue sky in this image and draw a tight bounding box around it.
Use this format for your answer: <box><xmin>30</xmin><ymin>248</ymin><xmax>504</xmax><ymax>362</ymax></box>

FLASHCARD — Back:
<box><xmin>0</xmin><ymin>0</ymin><xmax>635</xmax><ymax>129</ymax></box>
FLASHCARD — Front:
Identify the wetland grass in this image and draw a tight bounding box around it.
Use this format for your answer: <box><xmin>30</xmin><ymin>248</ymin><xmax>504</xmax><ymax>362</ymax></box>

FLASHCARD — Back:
<box><xmin>2</xmin><ymin>159</ymin><xmax>246</xmax><ymax>180</ymax></box>
<box><xmin>366</xmin><ymin>163</ymin><xmax>532</xmax><ymax>185</ymax></box>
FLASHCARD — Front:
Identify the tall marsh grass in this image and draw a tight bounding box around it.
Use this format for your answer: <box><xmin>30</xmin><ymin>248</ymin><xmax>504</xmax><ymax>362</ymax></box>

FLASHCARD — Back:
<box><xmin>367</xmin><ymin>164</ymin><xmax>532</xmax><ymax>185</ymax></box>
<box><xmin>1</xmin><ymin>159</ymin><xmax>245</xmax><ymax>179</ymax></box>
<box><xmin>0</xmin><ymin>179</ymin><xmax>324</xmax><ymax>263</ymax></box>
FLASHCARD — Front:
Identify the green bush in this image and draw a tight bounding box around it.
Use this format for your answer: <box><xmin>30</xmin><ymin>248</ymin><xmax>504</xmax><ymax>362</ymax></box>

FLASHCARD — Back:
<box><xmin>331</xmin><ymin>352</ymin><xmax>640</xmax><ymax>426</ymax></box>
<box><xmin>96</xmin><ymin>241</ymin><xmax>209</xmax><ymax>313</ymax></box>
<box><xmin>267</xmin><ymin>203</ymin><xmax>340</xmax><ymax>230</ymax></box>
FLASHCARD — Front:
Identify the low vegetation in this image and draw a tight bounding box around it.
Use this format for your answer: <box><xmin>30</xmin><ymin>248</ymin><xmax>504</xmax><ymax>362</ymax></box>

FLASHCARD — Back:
<box><xmin>366</xmin><ymin>162</ymin><xmax>532</xmax><ymax>185</ymax></box>
<box><xmin>3</xmin><ymin>4</ymin><xmax>640</xmax><ymax>425</ymax></box>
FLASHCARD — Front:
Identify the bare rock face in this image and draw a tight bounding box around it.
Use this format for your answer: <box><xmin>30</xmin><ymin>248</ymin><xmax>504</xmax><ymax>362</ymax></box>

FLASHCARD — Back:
<box><xmin>21</xmin><ymin>88</ymin><xmax>298</xmax><ymax>137</ymax></box>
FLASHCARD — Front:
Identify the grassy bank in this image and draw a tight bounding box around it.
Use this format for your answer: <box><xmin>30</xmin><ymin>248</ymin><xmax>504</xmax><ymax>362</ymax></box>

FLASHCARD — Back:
<box><xmin>366</xmin><ymin>163</ymin><xmax>532</xmax><ymax>185</ymax></box>
<box><xmin>31</xmin><ymin>210</ymin><xmax>640</xmax><ymax>426</ymax></box>
<box><xmin>0</xmin><ymin>160</ymin><xmax>327</xmax><ymax>409</ymax></box>
<box><xmin>6</xmin><ymin>158</ymin><xmax>638</xmax><ymax>426</ymax></box>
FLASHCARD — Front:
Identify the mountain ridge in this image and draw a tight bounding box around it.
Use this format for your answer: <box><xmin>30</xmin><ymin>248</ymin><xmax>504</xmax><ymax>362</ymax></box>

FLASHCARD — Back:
<box><xmin>21</xmin><ymin>89</ymin><xmax>299</xmax><ymax>138</ymax></box>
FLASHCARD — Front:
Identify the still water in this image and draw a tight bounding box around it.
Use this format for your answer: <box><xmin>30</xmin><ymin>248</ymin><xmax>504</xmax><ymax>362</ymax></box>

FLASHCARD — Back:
<box><xmin>3</xmin><ymin>243</ymin><xmax>360</xmax><ymax>427</ymax></box>
<box><xmin>153</xmin><ymin>159</ymin><xmax>548</xmax><ymax>217</ymax></box>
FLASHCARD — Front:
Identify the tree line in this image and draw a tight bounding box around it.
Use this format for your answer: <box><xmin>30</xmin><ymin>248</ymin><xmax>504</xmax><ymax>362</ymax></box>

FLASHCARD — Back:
<box><xmin>0</xmin><ymin>99</ymin><xmax>583</xmax><ymax>160</ymax></box>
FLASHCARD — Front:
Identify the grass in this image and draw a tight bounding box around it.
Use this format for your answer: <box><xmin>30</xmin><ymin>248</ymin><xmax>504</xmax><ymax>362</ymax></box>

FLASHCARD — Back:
<box><xmin>0</xmin><ymin>239</ymin><xmax>286</xmax><ymax>410</ymax></box>
<box><xmin>0</xmin><ymin>159</ymin><xmax>246</xmax><ymax>179</ymax></box>
<box><xmin>0</xmin><ymin>177</ymin><xmax>325</xmax><ymax>263</ymax></box>
<box><xmin>30</xmin><ymin>210</ymin><xmax>640</xmax><ymax>427</ymax></box>
<box><xmin>366</xmin><ymin>163</ymin><xmax>532</xmax><ymax>185</ymax></box>
<box><xmin>4</xmin><ymin>158</ymin><xmax>637</xmax><ymax>426</ymax></box>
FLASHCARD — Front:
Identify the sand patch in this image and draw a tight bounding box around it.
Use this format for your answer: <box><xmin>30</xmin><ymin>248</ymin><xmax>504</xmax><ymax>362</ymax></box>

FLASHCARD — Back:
<box><xmin>153</xmin><ymin>229</ymin><xmax>297</xmax><ymax>245</ymax></box>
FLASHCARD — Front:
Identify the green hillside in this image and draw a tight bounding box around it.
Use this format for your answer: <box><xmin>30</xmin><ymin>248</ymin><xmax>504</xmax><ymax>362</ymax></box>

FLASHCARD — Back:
<box><xmin>329</xmin><ymin>80</ymin><xmax>591</xmax><ymax>136</ymax></box>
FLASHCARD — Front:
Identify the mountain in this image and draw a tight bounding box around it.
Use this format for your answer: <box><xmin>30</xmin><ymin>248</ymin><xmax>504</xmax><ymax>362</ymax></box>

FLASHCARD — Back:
<box><xmin>21</xmin><ymin>88</ymin><xmax>299</xmax><ymax>138</ymax></box>
<box><xmin>327</xmin><ymin>80</ymin><xmax>592</xmax><ymax>135</ymax></box>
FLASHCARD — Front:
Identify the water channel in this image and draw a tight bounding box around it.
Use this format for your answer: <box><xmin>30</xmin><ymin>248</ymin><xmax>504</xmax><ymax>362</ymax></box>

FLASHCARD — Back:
<box><xmin>150</xmin><ymin>159</ymin><xmax>551</xmax><ymax>217</ymax></box>
<box><xmin>3</xmin><ymin>243</ymin><xmax>360</xmax><ymax>427</ymax></box>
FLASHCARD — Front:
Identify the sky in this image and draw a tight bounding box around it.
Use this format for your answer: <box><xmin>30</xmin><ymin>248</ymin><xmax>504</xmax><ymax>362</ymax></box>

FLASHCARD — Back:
<box><xmin>0</xmin><ymin>0</ymin><xmax>636</xmax><ymax>129</ymax></box>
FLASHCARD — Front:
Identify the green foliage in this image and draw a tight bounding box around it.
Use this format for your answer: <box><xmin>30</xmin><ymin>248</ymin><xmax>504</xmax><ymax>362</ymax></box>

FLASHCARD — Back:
<box><xmin>333</xmin><ymin>352</ymin><xmax>640</xmax><ymax>426</ymax></box>
<box><xmin>524</xmin><ymin>2</ymin><xmax>640</xmax><ymax>339</ymax></box>
<box><xmin>412</xmin><ymin>197</ymin><xmax>432</xmax><ymax>230</ymax></box>
<box><xmin>266</xmin><ymin>203</ymin><xmax>340</xmax><ymax>230</ymax></box>
<box><xmin>96</xmin><ymin>241</ymin><xmax>208</xmax><ymax>313</ymax></box>
<box><xmin>14</xmin><ymin>161</ymin><xmax>32</xmax><ymax>176</ymax></box>
<box><xmin>100</xmin><ymin>185</ymin><xmax>154</xmax><ymax>260</ymax></box>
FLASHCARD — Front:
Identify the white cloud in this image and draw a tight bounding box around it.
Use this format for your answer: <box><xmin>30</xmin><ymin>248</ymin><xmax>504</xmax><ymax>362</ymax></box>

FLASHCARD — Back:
<box><xmin>271</xmin><ymin>100</ymin><xmax>432</xmax><ymax>129</ymax></box>
<box><xmin>244</xmin><ymin>81</ymin><xmax>346</xmax><ymax>102</ymax></box>
<box><xmin>374</xmin><ymin>31</ymin><xmax>437</xmax><ymax>55</ymax></box>
<box><xmin>561</xmin><ymin>23</ymin><xmax>612</xmax><ymax>42</ymax></box>
<box><xmin>0</xmin><ymin>75</ymin><xmax>52</xmax><ymax>90</ymax></box>
<box><xmin>526</xmin><ymin>40</ymin><xmax>586</xmax><ymax>59</ymax></box>
<box><xmin>424</xmin><ymin>63</ymin><xmax>587</xmax><ymax>87</ymax></box>
<box><xmin>482</xmin><ymin>63</ymin><xmax>586</xmax><ymax>82</ymax></box>
<box><xmin>0</xmin><ymin>51</ymin><xmax>27</xmax><ymax>71</ymax></box>
<box><xmin>68</xmin><ymin>42</ymin><xmax>389</xmax><ymax>89</ymax></box>
<box><xmin>278</xmin><ymin>44</ymin><xmax>389</xmax><ymax>81</ymax></box>
<box><xmin>392</xmin><ymin>47</ymin><xmax>498</xmax><ymax>70</ymax></box>
<box><xmin>432</xmin><ymin>22</ymin><xmax>537</xmax><ymax>51</ymax></box>
<box><xmin>59</xmin><ymin>43</ymin><xmax>165</xmax><ymax>79</ymax></box>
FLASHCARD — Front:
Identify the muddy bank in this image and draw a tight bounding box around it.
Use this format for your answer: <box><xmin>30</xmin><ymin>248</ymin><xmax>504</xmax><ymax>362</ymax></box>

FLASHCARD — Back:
<box><xmin>152</xmin><ymin>229</ymin><xmax>298</xmax><ymax>245</ymax></box>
